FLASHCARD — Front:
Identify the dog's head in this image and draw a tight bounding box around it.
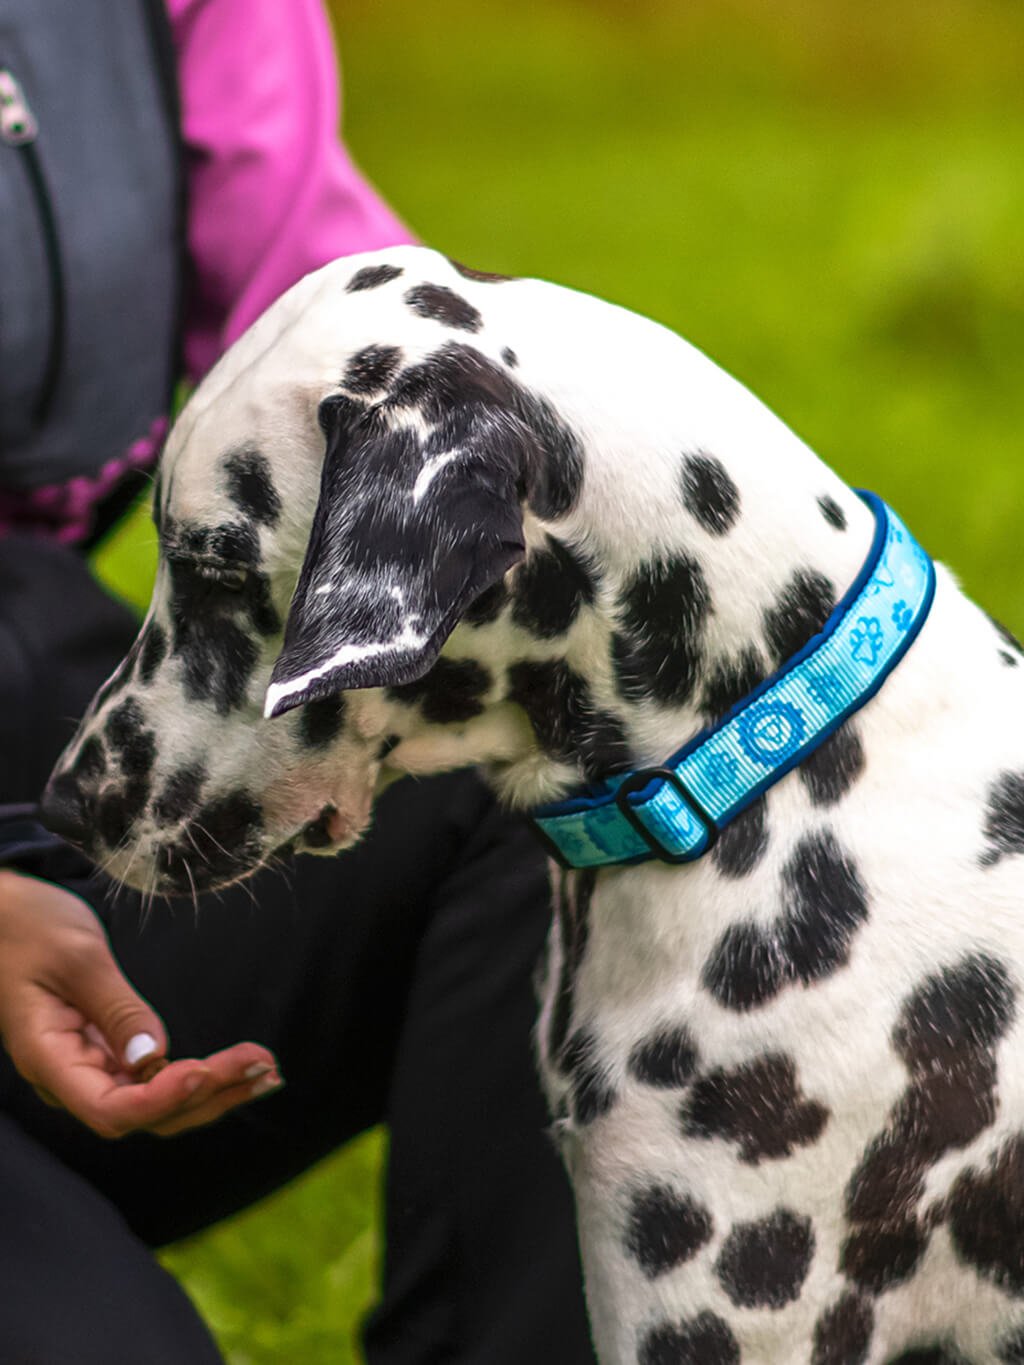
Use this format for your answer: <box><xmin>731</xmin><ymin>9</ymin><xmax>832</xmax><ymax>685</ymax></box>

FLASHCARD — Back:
<box><xmin>43</xmin><ymin>248</ymin><xmax>621</xmax><ymax>894</ymax></box>
<box><xmin>46</xmin><ymin>245</ymin><xmax>845</xmax><ymax>895</ymax></box>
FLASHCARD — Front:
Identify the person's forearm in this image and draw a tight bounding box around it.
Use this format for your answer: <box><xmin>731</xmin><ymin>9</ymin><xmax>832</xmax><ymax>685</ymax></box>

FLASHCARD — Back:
<box><xmin>169</xmin><ymin>0</ymin><xmax>415</xmax><ymax>383</ymax></box>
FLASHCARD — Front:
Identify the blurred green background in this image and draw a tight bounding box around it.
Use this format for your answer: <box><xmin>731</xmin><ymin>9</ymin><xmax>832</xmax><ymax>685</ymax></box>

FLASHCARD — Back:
<box><xmin>94</xmin><ymin>0</ymin><xmax>1024</xmax><ymax>1359</ymax></box>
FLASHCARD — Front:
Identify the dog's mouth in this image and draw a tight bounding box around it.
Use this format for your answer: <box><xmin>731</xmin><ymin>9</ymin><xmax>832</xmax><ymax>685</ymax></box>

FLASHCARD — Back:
<box><xmin>290</xmin><ymin>803</ymin><xmax>360</xmax><ymax>855</ymax></box>
<box><xmin>148</xmin><ymin>809</ymin><xmax>353</xmax><ymax>895</ymax></box>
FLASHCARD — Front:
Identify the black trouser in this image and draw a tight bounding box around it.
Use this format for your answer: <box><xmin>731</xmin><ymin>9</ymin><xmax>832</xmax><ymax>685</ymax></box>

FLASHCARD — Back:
<box><xmin>0</xmin><ymin>770</ymin><xmax>596</xmax><ymax>1364</ymax></box>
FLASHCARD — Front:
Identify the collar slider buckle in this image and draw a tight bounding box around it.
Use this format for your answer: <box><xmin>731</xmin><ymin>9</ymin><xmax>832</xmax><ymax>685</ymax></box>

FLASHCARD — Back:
<box><xmin>613</xmin><ymin>766</ymin><xmax>717</xmax><ymax>864</ymax></box>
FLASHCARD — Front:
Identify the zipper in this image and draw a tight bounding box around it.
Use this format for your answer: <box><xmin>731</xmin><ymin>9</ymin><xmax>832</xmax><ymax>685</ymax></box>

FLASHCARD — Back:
<box><xmin>0</xmin><ymin>67</ymin><xmax>65</xmax><ymax>426</ymax></box>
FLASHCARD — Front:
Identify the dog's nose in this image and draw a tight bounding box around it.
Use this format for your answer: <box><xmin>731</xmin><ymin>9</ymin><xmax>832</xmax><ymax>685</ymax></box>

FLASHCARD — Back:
<box><xmin>39</xmin><ymin>774</ymin><xmax>91</xmax><ymax>847</ymax></box>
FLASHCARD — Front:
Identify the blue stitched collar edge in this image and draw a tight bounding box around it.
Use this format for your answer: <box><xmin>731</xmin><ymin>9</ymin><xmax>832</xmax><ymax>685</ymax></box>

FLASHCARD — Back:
<box><xmin>528</xmin><ymin>490</ymin><xmax>936</xmax><ymax>869</ymax></box>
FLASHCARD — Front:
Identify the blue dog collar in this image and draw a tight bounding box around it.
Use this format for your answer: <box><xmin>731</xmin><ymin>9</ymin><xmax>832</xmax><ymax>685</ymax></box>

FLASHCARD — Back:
<box><xmin>528</xmin><ymin>491</ymin><xmax>935</xmax><ymax>870</ymax></box>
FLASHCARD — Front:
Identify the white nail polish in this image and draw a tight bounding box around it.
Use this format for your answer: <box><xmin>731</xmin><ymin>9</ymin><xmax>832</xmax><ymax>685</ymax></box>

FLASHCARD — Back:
<box><xmin>124</xmin><ymin>1032</ymin><xmax>158</xmax><ymax>1067</ymax></box>
<box><xmin>244</xmin><ymin>1062</ymin><xmax>273</xmax><ymax>1080</ymax></box>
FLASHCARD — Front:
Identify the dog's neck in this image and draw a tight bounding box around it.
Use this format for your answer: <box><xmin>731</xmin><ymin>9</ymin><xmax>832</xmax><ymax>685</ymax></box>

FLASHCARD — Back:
<box><xmin>489</xmin><ymin>460</ymin><xmax>878</xmax><ymax>808</ymax></box>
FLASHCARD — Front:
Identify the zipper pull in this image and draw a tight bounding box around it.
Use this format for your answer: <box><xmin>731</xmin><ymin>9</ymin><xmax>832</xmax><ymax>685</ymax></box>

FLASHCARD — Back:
<box><xmin>0</xmin><ymin>68</ymin><xmax>38</xmax><ymax>145</ymax></box>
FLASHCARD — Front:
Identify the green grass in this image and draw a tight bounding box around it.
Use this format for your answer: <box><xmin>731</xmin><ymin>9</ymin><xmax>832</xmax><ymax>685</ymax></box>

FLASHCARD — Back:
<box><xmin>92</xmin><ymin>1</ymin><xmax>1024</xmax><ymax>1357</ymax></box>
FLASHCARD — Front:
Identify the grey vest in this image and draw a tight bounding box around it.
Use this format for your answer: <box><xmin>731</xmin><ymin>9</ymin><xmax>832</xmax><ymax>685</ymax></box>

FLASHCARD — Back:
<box><xmin>0</xmin><ymin>0</ymin><xmax>181</xmax><ymax>492</ymax></box>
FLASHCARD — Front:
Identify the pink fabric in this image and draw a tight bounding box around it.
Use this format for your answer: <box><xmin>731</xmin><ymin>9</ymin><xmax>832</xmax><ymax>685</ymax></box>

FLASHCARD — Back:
<box><xmin>0</xmin><ymin>418</ymin><xmax>167</xmax><ymax>543</ymax></box>
<box><xmin>3</xmin><ymin>0</ymin><xmax>414</xmax><ymax>543</ymax></box>
<box><xmin>168</xmin><ymin>0</ymin><xmax>415</xmax><ymax>382</ymax></box>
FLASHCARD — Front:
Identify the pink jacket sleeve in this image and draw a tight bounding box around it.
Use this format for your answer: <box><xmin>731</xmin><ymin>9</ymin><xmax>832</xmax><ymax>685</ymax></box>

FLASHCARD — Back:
<box><xmin>167</xmin><ymin>0</ymin><xmax>416</xmax><ymax>382</ymax></box>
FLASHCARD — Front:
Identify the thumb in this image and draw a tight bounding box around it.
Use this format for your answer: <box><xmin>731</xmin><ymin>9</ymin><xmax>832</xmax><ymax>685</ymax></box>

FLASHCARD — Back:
<box><xmin>61</xmin><ymin>937</ymin><xmax>168</xmax><ymax>1073</ymax></box>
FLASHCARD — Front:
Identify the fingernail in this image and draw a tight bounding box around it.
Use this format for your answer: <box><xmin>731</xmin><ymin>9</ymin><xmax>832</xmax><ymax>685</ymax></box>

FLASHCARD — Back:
<box><xmin>183</xmin><ymin>1072</ymin><xmax>205</xmax><ymax>1096</ymax></box>
<box><xmin>243</xmin><ymin>1062</ymin><xmax>273</xmax><ymax>1080</ymax></box>
<box><xmin>124</xmin><ymin>1032</ymin><xmax>159</xmax><ymax>1067</ymax></box>
<box><xmin>251</xmin><ymin>1072</ymin><xmax>283</xmax><ymax>1098</ymax></box>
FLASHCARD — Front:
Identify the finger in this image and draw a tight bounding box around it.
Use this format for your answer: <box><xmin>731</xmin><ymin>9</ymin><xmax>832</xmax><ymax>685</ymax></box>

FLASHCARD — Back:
<box><xmin>28</xmin><ymin>1058</ymin><xmax>210</xmax><ymax>1137</ymax></box>
<box><xmin>24</xmin><ymin>1010</ymin><xmax>278</xmax><ymax>1136</ymax></box>
<box><xmin>54</xmin><ymin>935</ymin><xmax>168</xmax><ymax>1074</ymax></box>
<box><xmin>150</xmin><ymin>1069</ymin><xmax>285</xmax><ymax>1137</ymax></box>
<box><xmin>95</xmin><ymin>1042</ymin><xmax>280</xmax><ymax>1135</ymax></box>
<box><xmin>120</xmin><ymin>1041</ymin><xmax>278</xmax><ymax>1094</ymax></box>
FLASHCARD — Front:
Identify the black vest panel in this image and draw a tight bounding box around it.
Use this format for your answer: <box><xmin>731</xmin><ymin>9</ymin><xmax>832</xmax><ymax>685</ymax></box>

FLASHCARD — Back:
<box><xmin>0</xmin><ymin>0</ymin><xmax>181</xmax><ymax>490</ymax></box>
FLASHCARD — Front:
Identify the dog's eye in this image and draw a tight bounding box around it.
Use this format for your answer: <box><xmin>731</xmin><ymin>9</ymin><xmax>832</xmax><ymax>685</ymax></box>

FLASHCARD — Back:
<box><xmin>194</xmin><ymin>562</ymin><xmax>250</xmax><ymax>592</ymax></box>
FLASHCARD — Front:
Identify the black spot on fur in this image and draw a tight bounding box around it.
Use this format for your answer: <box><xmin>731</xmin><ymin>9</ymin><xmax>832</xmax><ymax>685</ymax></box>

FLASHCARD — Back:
<box><xmin>105</xmin><ymin>699</ymin><xmax>156</xmax><ymax>780</ymax></box>
<box><xmin>842</xmin><ymin>954</ymin><xmax>1015</xmax><ymax>1293</ymax></box>
<box><xmin>97</xmin><ymin>790</ymin><xmax>134</xmax><ymax>848</ymax></box>
<box><xmin>818</xmin><ymin>494</ymin><xmax>848</xmax><ymax>531</ymax></box>
<box><xmin>947</xmin><ymin>1133</ymin><xmax>1024</xmax><ymax>1294</ymax></box>
<box><xmin>811</xmin><ymin>1290</ymin><xmax>874</xmax><ymax>1365</ymax></box>
<box><xmin>387</xmin><ymin>343</ymin><xmax>584</xmax><ymax>520</ymax></box>
<box><xmin>682</xmin><ymin>1052</ymin><xmax>829</xmax><ymax>1163</ymax></box>
<box><xmin>716</xmin><ymin>1209</ymin><xmax>814</xmax><ymax>1309</ymax></box>
<box><xmin>639</xmin><ymin>1313</ymin><xmax>740</xmax><ymax>1365</ymax></box>
<box><xmin>501</xmin><ymin>346</ymin><xmax>518</xmax><ymax>367</ymax></box>
<box><xmin>763</xmin><ymin>568</ymin><xmax>835</xmax><ymax>667</ymax></box>
<box><xmin>999</xmin><ymin>1326</ymin><xmax>1024</xmax><ymax>1363</ymax></box>
<box><xmin>138</xmin><ymin>624</ymin><xmax>168</xmax><ymax>685</ymax></box>
<box><xmin>152</xmin><ymin>765</ymin><xmax>207</xmax><ymax>826</ymax></box>
<box><xmin>463</xmin><ymin>579</ymin><xmax>509</xmax><ymax>627</ymax></box>
<box><xmin>178</xmin><ymin>792</ymin><xmax>263</xmax><ymax>882</ymax></box>
<box><xmin>179</xmin><ymin>616</ymin><xmax>258</xmax><ymax>715</ymax></box>
<box><xmin>711</xmin><ymin>797</ymin><xmax>769</xmax><ymax>879</ymax></box>
<box><xmin>376</xmin><ymin>734</ymin><xmax>401</xmax><ymax>760</ymax></box>
<box><xmin>343</xmin><ymin>344</ymin><xmax>402</xmax><ymax>395</ymax></box>
<box><xmin>700</xmin><ymin>648</ymin><xmax>766</xmax><ymax>724</ymax></box>
<box><xmin>840</xmin><ymin>1219</ymin><xmax>929</xmax><ymax>1295</ymax></box>
<box><xmin>703</xmin><ymin>920</ymin><xmax>784</xmax><ymax>1011</ymax></box>
<box><xmin>511</xmin><ymin>536</ymin><xmax>597</xmax><ymax>638</ymax></box>
<box><xmin>703</xmin><ymin>830</ymin><xmax>868</xmax><ymax>1010</ymax></box>
<box><xmin>885</xmin><ymin>1349</ymin><xmax>971</xmax><ymax>1365</ymax></box>
<box><xmin>1001</xmin><ymin>651</ymin><xmax>1019</xmax><ymax>668</ymax></box>
<box><xmin>628</xmin><ymin>1025</ymin><xmax>698</xmax><ymax>1088</ymax></box>
<box><xmin>168</xmin><ymin>556</ymin><xmax>260</xmax><ymax>714</ymax></box>
<box><xmin>224</xmin><ymin>448</ymin><xmax>281</xmax><ymax>527</ymax></box>
<box><xmin>72</xmin><ymin>737</ymin><xmax>106</xmax><ymax>783</ymax></box>
<box><xmin>613</xmin><ymin>555</ymin><xmax>711</xmax><ymax>706</ymax></box>
<box><xmin>405</xmin><ymin>282</ymin><xmax>483</xmax><ymax>333</ymax></box>
<box><xmin>389</xmin><ymin>657</ymin><xmax>492</xmax><ymax>725</ymax></box>
<box><xmin>562</xmin><ymin>1030</ymin><xmax>616</xmax><ymax>1124</ymax></box>
<box><xmin>244</xmin><ymin>573</ymin><xmax>280</xmax><ymax>638</ymax></box>
<box><xmin>547</xmin><ymin>869</ymin><xmax>595</xmax><ymax>1066</ymax></box>
<box><xmin>624</xmin><ymin>1185</ymin><xmax>712</xmax><ymax>1279</ymax></box>
<box><xmin>299</xmin><ymin>694</ymin><xmax>347</xmax><ymax>749</ymax></box>
<box><xmin>680</xmin><ymin>453</ymin><xmax>740</xmax><ymax>535</ymax></box>
<box><xmin>346</xmin><ymin>263</ymin><xmax>403</xmax><ymax>292</ymax></box>
<box><xmin>800</xmin><ymin>725</ymin><xmax>865</xmax><ymax>807</ymax></box>
<box><xmin>209</xmin><ymin>521</ymin><xmax>260</xmax><ymax>565</ymax></box>
<box><xmin>175</xmin><ymin>522</ymin><xmax>279</xmax><ymax>640</ymax></box>
<box><xmin>507</xmin><ymin>658</ymin><xmax>631</xmax><ymax>780</ymax></box>
<box><xmin>97</xmin><ymin>770</ymin><xmax>150</xmax><ymax>848</ymax></box>
<box><xmin>895</xmin><ymin>952</ymin><xmax>1016</xmax><ymax>1070</ymax></box>
<box><xmin>448</xmin><ymin>258</ymin><xmax>514</xmax><ymax>283</ymax></box>
<box><xmin>980</xmin><ymin>772</ymin><xmax>1024</xmax><ymax>866</ymax></box>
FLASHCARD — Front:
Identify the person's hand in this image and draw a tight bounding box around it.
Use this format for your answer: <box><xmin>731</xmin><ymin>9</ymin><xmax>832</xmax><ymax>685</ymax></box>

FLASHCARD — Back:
<box><xmin>0</xmin><ymin>870</ymin><xmax>282</xmax><ymax>1137</ymax></box>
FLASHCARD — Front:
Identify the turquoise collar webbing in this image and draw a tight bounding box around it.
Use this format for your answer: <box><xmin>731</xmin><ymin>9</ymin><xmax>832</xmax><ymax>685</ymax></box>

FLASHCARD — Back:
<box><xmin>528</xmin><ymin>491</ymin><xmax>935</xmax><ymax>869</ymax></box>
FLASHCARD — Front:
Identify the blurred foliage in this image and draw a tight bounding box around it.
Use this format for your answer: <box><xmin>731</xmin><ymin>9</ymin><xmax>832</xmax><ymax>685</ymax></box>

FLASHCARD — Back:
<box><xmin>160</xmin><ymin>1129</ymin><xmax>384</xmax><ymax>1365</ymax></box>
<box><xmin>90</xmin><ymin>0</ymin><xmax>1024</xmax><ymax>1358</ymax></box>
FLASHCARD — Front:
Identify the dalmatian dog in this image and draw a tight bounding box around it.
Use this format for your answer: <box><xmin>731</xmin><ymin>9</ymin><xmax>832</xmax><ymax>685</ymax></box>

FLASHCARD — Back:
<box><xmin>44</xmin><ymin>245</ymin><xmax>1024</xmax><ymax>1364</ymax></box>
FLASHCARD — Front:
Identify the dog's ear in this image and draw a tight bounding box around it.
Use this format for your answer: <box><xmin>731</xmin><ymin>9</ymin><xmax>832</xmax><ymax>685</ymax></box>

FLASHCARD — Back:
<box><xmin>265</xmin><ymin>397</ymin><xmax>526</xmax><ymax>718</ymax></box>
